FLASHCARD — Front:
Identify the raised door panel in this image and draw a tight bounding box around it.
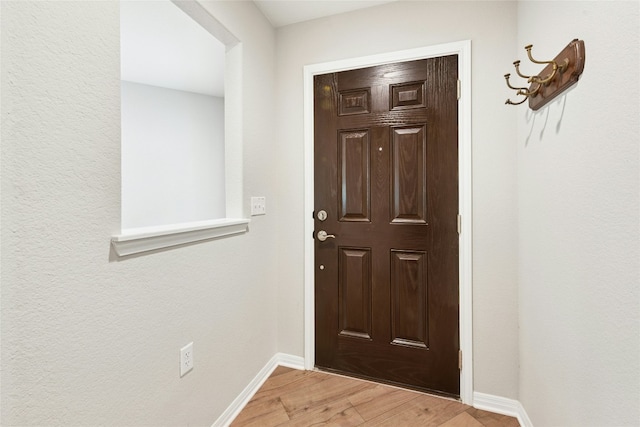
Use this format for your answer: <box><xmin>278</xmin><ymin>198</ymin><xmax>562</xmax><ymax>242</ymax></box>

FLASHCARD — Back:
<box><xmin>339</xmin><ymin>130</ymin><xmax>371</xmax><ymax>222</ymax></box>
<box><xmin>339</xmin><ymin>89</ymin><xmax>371</xmax><ymax>116</ymax></box>
<box><xmin>390</xmin><ymin>81</ymin><xmax>427</xmax><ymax>111</ymax></box>
<box><xmin>339</xmin><ymin>247</ymin><xmax>372</xmax><ymax>340</ymax></box>
<box><xmin>391</xmin><ymin>125</ymin><xmax>427</xmax><ymax>224</ymax></box>
<box><xmin>390</xmin><ymin>250</ymin><xmax>428</xmax><ymax>349</ymax></box>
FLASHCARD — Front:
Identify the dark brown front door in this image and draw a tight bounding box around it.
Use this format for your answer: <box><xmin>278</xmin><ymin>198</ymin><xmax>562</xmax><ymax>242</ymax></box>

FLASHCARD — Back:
<box><xmin>314</xmin><ymin>56</ymin><xmax>460</xmax><ymax>397</ymax></box>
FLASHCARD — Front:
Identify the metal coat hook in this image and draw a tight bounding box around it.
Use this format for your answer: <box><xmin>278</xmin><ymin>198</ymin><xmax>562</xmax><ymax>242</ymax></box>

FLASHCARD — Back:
<box><xmin>505</xmin><ymin>39</ymin><xmax>585</xmax><ymax>110</ymax></box>
<box><xmin>504</xmin><ymin>73</ymin><xmax>537</xmax><ymax>105</ymax></box>
<box><xmin>512</xmin><ymin>60</ymin><xmax>533</xmax><ymax>81</ymax></box>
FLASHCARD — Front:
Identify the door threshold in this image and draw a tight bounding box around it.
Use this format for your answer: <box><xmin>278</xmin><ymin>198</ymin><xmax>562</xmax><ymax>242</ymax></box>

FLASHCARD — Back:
<box><xmin>313</xmin><ymin>366</ymin><xmax>461</xmax><ymax>402</ymax></box>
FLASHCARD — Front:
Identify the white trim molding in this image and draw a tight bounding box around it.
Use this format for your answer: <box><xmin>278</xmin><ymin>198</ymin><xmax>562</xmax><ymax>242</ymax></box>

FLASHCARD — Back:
<box><xmin>303</xmin><ymin>40</ymin><xmax>474</xmax><ymax>403</ymax></box>
<box><xmin>473</xmin><ymin>392</ymin><xmax>534</xmax><ymax>427</ymax></box>
<box><xmin>211</xmin><ymin>353</ymin><xmax>304</xmax><ymax>427</ymax></box>
<box><xmin>111</xmin><ymin>218</ymin><xmax>249</xmax><ymax>257</ymax></box>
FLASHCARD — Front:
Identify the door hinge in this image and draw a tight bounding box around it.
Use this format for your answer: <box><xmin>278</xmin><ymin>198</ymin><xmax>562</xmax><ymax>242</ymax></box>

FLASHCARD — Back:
<box><xmin>457</xmin><ymin>79</ymin><xmax>461</xmax><ymax>100</ymax></box>
<box><xmin>457</xmin><ymin>214</ymin><xmax>462</xmax><ymax>235</ymax></box>
<box><xmin>458</xmin><ymin>349</ymin><xmax>463</xmax><ymax>370</ymax></box>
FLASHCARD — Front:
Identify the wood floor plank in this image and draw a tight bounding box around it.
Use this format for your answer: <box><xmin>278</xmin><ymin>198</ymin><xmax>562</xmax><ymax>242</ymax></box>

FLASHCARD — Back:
<box><xmin>279</xmin><ymin>374</ymin><xmax>373</xmax><ymax>419</ymax></box>
<box><xmin>348</xmin><ymin>383</ymin><xmax>420</xmax><ymax>421</ymax></box>
<box><xmin>279</xmin><ymin>398</ymin><xmax>365</xmax><ymax>427</ymax></box>
<box><xmin>259</xmin><ymin>368</ymin><xmax>317</xmax><ymax>393</ymax></box>
<box><xmin>361</xmin><ymin>394</ymin><xmax>469</xmax><ymax>426</ymax></box>
<box><xmin>230</xmin><ymin>395</ymin><xmax>289</xmax><ymax>427</ymax></box>
<box><xmin>270</xmin><ymin>366</ymin><xmax>293</xmax><ymax>377</ymax></box>
<box><xmin>464</xmin><ymin>407</ymin><xmax>521</xmax><ymax>427</ymax></box>
<box><xmin>231</xmin><ymin>370</ymin><xmax>327</xmax><ymax>426</ymax></box>
<box><xmin>249</xmin><ymin>370</ymin><xmax>327</xmax><ymax>407</ymax></box>
<box><xmin>438</xmin><ymin>411</ymin><xmax>485</xmax><ymax>427</ymax></box>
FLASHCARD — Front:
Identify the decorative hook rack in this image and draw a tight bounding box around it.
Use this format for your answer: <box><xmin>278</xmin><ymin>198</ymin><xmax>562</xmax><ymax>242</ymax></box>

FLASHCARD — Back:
<box><xmin>505</xmin><ymin>39</ymin><xmax>585</xmax><ymax>110</ymax></box>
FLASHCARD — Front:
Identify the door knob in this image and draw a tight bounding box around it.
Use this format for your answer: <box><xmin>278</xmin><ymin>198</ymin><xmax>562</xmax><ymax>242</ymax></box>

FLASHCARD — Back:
<box><xmin>317</xmin><ymin>230</ymin><xmax>336</xmax><ymax>242</ymax></box>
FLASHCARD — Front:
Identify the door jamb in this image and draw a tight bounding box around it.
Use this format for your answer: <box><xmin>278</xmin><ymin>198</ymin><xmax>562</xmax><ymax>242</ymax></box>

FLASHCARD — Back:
<box><xmin>302</xmin><ymin>40</ymin><xmax>473</xmax><ymax>404</ymax></box>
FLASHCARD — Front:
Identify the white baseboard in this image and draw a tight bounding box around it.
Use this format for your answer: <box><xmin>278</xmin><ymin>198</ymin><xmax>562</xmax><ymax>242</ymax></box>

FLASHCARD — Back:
<box><xmin>274</xmin><ymin>353</ymin><xmax>305</xmax><ymax>370</ymax></box>
<box><xmin>473</xmin><ymin>392</ymin><xmax>533</xmax><ymax>427</ymax></box>
<box><xmin>211</xmin><ymin>352</ymin><xmax>305</xmax><ymax>427</ymax></box>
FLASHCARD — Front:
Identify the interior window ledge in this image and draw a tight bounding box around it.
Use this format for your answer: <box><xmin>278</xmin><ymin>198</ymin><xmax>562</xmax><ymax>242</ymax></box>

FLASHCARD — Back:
<box><xmin>111</xmin><ymin>218</ymin><xmax>250</xmax><ymax>257</ymax></box>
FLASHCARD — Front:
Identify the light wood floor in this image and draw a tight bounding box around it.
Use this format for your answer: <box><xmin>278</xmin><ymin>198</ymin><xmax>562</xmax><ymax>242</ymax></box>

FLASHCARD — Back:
<box><xmin>231</xmin><ymin>366</ymin><xmax>520</xmax><ymax>426</ymax></box>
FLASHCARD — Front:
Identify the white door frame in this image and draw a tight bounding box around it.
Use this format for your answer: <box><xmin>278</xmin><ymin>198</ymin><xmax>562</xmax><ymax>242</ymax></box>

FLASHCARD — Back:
<box><xmin>302</xmin><ymin>40</ymin><xmax>473</xmax><ymax>404</ymax></box>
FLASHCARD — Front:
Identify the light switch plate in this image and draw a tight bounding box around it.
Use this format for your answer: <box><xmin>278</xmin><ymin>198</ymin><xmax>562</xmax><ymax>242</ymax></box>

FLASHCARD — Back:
<box><xmin>251</xmin><ymin>197</ymin><xmax>266</xmax><ymax>216</ymax></box>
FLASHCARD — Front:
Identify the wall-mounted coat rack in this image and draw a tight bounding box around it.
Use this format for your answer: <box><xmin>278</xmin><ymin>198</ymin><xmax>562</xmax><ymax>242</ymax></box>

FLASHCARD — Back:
<box><xmin>505</xmin><ymin>39</ymin><xmax>585</xmax><ymax>110</ymax></box>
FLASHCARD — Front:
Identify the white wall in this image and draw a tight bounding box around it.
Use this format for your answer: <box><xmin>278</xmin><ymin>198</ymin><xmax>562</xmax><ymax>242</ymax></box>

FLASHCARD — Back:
<box><xmin>274</xmin><ymin>1</ymin><xmax>520</xmax><ymax>399</ymax></box>
<box><xmin>1</xmin><ymin>1</ymin><xmax>278</xmax><ymax>425</ymax></box>
<box><xmin>121</xmin><ymin>81</ymin><xmax>225</xmax><ymax>229</ymax></box>
<box><xmin>516</xmin><ymin>2</ymin><xmax>640</xmax><ymax>425</ymax></box>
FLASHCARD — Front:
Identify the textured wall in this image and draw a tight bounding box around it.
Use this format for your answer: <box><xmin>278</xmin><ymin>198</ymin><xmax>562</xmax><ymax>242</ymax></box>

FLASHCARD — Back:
<box><xmin>1</xmin><ymin>1</ymin><xmax>278</xmax><ymax>425</ymax></box>
<box><xmin>274</xmin><ymin>1</ymin><xmax>520</xmax><ymax>399</ymax></box>
<box><xmin>516</xmin><ymin>2</ymin><xmax>640</xmax><ymax>425</ymax></box>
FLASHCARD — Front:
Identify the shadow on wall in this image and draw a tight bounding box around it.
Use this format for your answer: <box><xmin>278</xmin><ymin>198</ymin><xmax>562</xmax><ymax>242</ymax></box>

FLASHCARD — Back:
<box><xmin>524</xmin><ymin>91</ymin><xmax>572</xmax><ymax>146</ymax></box>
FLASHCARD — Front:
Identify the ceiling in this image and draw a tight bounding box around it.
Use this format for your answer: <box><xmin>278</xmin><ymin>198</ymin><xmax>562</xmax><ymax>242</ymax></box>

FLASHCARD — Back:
<box><xmin>120</xmin><ymin>1</ymin><xmax>225</xmax><ymax>97</ymax></box>
<box><xmin>120</xmin><ymin>1</ymin><xmax>397</xmax><ymax>97</ymax></box>
<box><xmin>254</xmin><ymin>0</ymin><xmax>398</xmax><ymax>28</ymax></box>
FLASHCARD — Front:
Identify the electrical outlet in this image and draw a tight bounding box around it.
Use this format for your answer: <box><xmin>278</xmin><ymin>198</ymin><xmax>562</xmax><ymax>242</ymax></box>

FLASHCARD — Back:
<box><xmin>251</xmin><ymin>196</ymin><xmax>266</xmax><ymax>216</ymax></box>
<box><xmin>180</xmin><ymin>342</ymin><xmax>194</xmax><ymax>377</ymax></box>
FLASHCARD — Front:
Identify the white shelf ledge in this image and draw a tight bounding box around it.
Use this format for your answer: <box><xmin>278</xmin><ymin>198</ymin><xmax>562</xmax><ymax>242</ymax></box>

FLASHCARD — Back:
<box><xmin>111</xmin><ymin>218</ymin><xmax>250</xmax><ymax>257</ymax></box>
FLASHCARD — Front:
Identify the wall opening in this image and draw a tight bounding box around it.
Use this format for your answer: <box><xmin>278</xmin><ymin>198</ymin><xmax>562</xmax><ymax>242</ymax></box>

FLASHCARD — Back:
<box><xmin>113</xmin><ymin>0</ymin><xmax>245</xmax><ymax>257</ymax></box>
<box><xmin>120</xmin><ymin>0</ymin><xmax>226</xmax><ymax>229</ymax></box>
